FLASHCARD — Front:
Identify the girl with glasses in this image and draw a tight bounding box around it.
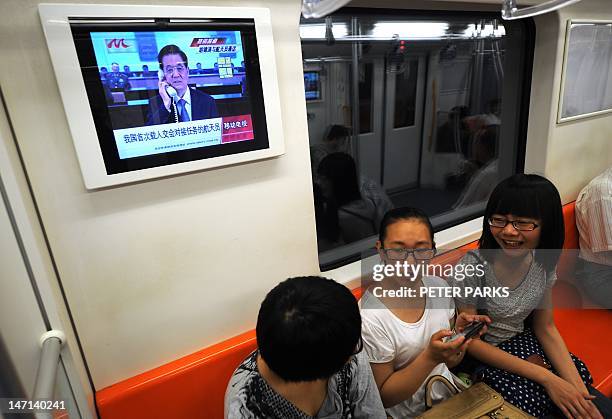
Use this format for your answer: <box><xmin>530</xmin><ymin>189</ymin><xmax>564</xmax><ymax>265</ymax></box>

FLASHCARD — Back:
<box><xmin>451</xmin><ymin>174</ymin><xmax>610</xmax><ymax>418</ymax></box>
<box><xmin>360</xmin><ymin>207</ymin><xmax>490</xmax><ymax>418</ymax></box>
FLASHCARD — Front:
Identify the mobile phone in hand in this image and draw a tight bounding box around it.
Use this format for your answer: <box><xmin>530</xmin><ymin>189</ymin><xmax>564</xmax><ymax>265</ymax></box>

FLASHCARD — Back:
<box><xmin>445</xmin><ymin>321</ymin><xmax>485</xmax><ymax>343</ymax></box>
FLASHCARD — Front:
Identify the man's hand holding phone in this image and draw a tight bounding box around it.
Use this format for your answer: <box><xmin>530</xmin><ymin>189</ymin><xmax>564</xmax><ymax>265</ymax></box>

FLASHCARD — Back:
<box><xmin>158</xmin><ymin>70</ymin><xmax>178</xmax><ymax>111</ymax></box>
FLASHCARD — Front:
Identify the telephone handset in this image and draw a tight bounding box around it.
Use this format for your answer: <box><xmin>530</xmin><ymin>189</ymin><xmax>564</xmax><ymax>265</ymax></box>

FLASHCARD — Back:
<box><xmin>158</xmin><ymin>70</ymin><xmax>179</xmax><ymax>100</ymax></box>
<box><xmin>158</xmin><ymin>70</ymin><xmax>179</xmax><ymax>123</ymax></box>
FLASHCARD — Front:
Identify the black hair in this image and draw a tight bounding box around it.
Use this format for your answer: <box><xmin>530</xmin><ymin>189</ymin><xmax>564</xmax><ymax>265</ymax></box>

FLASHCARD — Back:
<box><xmin>379</xmin><ymin>207</ymin><xmax>435</xmax><ymax>245</ymax></box>
<box><xmin>449</xmin><ymin>105</ymin><xmax>469</xmax><ymax>120</ymax></box>
<box><xmin>478</xmin><ymin>174</ymin><xmax>564</xmax><ymax>271</ymax></box>
<box><xmin>157</xmin><ymin>45</ymin><xmax>188</xmax><ymax>69</ymax></box>
<box><xmin>256</xmin><ymin>276</ymin><xmax>361</xmax><ymax>382</ymax></box>
<box><xmin>317</xmin><ymin>152</ymin><xmax>360</xmax><ymax>207</ymax></box>
<box><xmin>313</xmin><ymin>183</ymin><xmax>340</xmax><ymax>243</ymax></box>
<box><xmin>324</xmin><ymin>125</ymin><xmax>351</xmax><ymax>142</ymax></box>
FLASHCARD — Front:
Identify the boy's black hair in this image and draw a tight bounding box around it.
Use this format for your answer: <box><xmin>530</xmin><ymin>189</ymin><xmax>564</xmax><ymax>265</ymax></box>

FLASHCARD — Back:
<box><xmin>478</xmin><ymin>174</ymin><xmax>564</xmax><ymax>271</ymax></box>
<box><xmin>378</xmin><ymin>207</ymin><xmax>435</xmax><ymax>245</ymax></box>
<box><xmin>256</xmin><ymin>276</ymin><xmax>361</xmax><ymax>382</ymax></box>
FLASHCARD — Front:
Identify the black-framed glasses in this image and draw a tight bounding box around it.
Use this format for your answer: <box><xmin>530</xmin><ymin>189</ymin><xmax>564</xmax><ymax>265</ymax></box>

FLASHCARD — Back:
<box><xmin>487</xmin><ymin>217</ymin><xmax>539</xmax><ymax>231</ymax></box>
<box><xmin>381</xmin><ymin>248</ymin><xmax>436</xmax><ymax>261</ymax></box>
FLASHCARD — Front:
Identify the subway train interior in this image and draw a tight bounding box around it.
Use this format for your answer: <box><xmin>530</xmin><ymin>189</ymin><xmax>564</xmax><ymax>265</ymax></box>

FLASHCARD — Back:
<box><xmin>0</xmin><ymin>0</ymin><xmax>611</xmax><ymax>417</ymax></box>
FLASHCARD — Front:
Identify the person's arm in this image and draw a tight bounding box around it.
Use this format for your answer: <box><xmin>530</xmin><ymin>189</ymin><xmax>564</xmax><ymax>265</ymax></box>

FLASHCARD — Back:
<box><xmin>458</xmin><ymin>306</ymin><xmax>553</xmax><ymax>383</ymax></box>
<box><xmin>146</xmin><ymin>96</ymin><xmax>171</xmax><ymax>126</ymax></box>
<box><xmin>458</xmin><ymin>306</ymin><xmax>602</xmax><ymax>419</ymax></box>
<box><xmin>533</xmin><ymin>293</ymin><xmax>585</xmax><ymax>390</ymax></box>
<box><xmin>371</xmin><ymin>330</ymin><xmax>469</xmax><ymax>408</ymax></box>
<box><xmin>577</xmin><ymin>194</ymin><xmax>612</xmax><ymax>255</ymax></box>
<box><xmin>533</xmin><ymin>293</ymin><xmax>602</xmax><ymax>419</ymax></box>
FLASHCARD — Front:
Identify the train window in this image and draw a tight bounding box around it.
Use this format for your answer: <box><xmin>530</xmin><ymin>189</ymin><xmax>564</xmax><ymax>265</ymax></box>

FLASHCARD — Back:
<box><xmin>302</xmin><ymin>10</ymin><xmax>534</xmax><ymax>270</ymax></box>
<box><xmin>393</xmin><ymin>59</ymin><xmax>418</xmax><ymax>128</ymax></box>
<box><xmin>359</xmin><ymin>63</ymin><xmax>374</xmax><ymax>134</ymax></box>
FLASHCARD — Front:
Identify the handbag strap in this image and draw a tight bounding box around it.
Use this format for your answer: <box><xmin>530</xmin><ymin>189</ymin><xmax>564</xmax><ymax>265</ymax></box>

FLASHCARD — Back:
<box><xmin>423</xmin><ymin>374</ymin><xmax>460</xmax><ymax>408</ymax></box>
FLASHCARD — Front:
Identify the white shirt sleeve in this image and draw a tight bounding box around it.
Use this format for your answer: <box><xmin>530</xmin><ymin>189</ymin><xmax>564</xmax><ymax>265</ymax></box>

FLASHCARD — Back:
<box><xmin>361</xmin><ymin>315</ymin><xmax>395</xmax><ymax>364</ymax></box>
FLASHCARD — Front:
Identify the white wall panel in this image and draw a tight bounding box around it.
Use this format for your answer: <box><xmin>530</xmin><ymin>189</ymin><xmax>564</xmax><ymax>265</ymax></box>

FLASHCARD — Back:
<box><xmin>526</xmin><ymin>0</ymin><xmax>612</xmax><ymax>202</ymax></box>
<box><xmin>0</xmin><ymin>0</ymin><xmax>317</xmax><ymax>389</ymax></box>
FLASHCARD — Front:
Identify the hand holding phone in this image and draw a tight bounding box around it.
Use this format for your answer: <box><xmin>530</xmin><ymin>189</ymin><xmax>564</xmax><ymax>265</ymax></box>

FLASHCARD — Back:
<box><xmin>445</xmin><ymin>321</ymin><xmax>485</xmax><ymax>343</ymax></box>
<box><xmin>426</xmin><ymin>329</ymin><xmax>470</xmax><ymax>366</ymax></box>
<box><xmin>158</xmin><ymin>70</ymin><xmax>179</xmax><ymax>109</ymax></box>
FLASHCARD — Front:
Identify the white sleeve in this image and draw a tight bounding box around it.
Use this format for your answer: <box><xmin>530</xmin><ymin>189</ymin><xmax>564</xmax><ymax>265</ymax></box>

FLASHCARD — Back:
<box><xmin>361</xmin><ymin>315</ymin><xmax>395</xmax><ymax>364</ymax></box>
<box><xmin>579</xmin><ymin>196</ymin><xmax>612</xmax><ymax>253</ymax></box>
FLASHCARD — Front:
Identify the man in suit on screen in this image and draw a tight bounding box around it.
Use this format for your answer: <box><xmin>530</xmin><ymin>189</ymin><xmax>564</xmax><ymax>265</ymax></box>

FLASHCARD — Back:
<box><xmin>146</xmin><ymin>44</ymin><xmax>218</xmax><ymax>126</ymax></box>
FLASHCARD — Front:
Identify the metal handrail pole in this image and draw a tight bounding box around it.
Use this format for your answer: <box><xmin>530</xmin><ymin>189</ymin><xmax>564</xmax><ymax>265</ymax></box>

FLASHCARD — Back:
<box><xmin>32</xmin><ymin>331</ymin><xmax>65</xmax><ymax>400</ymax></box>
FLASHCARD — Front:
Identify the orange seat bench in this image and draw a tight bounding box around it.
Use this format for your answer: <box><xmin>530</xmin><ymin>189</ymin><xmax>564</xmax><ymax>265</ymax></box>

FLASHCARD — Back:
<box><xmin>552</xmin><ymin>202</ymin><xmax>612</xmax><ymax>396</ymax></box>
<box><xmin>96</xmin><ymin>203</ymin><xmax>611</xmax><ymax>418</ymax></box>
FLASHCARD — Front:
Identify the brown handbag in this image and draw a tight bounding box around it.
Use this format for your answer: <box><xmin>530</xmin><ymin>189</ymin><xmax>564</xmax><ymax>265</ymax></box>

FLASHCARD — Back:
<box><xmin>416</xmin><ymin>375</ymin><xmax>535</xmax><ymax>419</ymax></box>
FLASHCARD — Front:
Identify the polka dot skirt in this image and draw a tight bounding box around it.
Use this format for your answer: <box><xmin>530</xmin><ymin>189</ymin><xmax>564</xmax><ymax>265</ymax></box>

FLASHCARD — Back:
<box><xmin>479</xmin><ymin>329</ymin><xmax>592</xmax><ymax>418</ymax></box>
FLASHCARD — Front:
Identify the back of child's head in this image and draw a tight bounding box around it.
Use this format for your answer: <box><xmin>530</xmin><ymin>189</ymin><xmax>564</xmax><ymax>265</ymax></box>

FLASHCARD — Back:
<box><xmin>256</xmin><ymin>276</ymin><xmax>361</xmax><ymax>382</ymax></box>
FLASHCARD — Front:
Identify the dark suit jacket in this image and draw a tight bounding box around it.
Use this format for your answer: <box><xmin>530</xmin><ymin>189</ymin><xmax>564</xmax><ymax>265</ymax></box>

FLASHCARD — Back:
<box><xmin>145</xmin><ymin>88</ymin><xmax>218</xmax><ymax>126</ymax></box>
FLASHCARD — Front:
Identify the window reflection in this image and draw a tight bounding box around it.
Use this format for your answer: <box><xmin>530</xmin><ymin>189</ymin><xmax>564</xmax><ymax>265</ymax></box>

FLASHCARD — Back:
<box><xmin>301</xmin><ymin>12</ymin><xmax>531</xmax><ymax>269</ymax></box>
<box><xmin>393</xmin><ymin>59</ymin><xmax>418</xmax><ymax>128</ymax></box>
<box><xmin>314</xmin><ymin>152</ymin><xmax>393</xmax><ymax>251</ymax></box>
<box><xmin>359</xmin><ymin>63</ymin><xmax>373</xmax><ymax>134</ymax></box>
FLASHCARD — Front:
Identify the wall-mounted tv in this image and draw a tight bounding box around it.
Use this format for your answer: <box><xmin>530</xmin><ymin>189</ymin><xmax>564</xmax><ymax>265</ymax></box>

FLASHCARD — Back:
<box><xmin>304</xmin><ymin>71</ymin><xmax>321</xmax><ymax>101</ymax></box>
<box><xmin>39</xmin><ymin>5</ymin><xmax>284</xmax><ymax>189</ymax></box>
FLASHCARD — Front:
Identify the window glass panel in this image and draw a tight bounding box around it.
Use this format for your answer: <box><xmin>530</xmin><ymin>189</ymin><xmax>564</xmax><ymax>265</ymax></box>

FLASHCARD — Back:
<box><xmin>359</xmin><ymin>63</ymin><xmax>373</xmax><ymax>133</ymax></box>
<box><xmin>301</xmin><ymin>12</ymin><xmax>532</xmax><ymax>270</ymax></box>
<box><xmin>393</xmin><ymin>59</ymin><xmax>418</xmax><ymax>128</ymax></box>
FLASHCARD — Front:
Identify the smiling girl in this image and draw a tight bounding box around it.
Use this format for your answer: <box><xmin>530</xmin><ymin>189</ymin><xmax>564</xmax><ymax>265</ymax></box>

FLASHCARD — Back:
<box><xmin>451</xmin><ymin>174</ymin><xmax>610</xmax><ymax>418</ymax></box>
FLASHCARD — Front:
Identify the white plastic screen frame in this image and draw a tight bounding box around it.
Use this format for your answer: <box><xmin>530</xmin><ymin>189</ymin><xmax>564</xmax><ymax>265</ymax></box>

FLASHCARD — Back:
<box><xmin>39</xmin><ymin>4</ymin><xmax>284</xmax><ymax>189</ymax></box>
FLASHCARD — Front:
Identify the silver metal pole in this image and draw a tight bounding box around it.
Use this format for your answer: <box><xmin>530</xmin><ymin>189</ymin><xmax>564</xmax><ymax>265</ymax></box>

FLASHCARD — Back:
<box><xmin>32</xmin><ymin>336</ymin><xmax>62</xmax><ymax>400</ymax></box>
<box><xmin>502</xmin><ymin>0</ymin><xmax>582</xmax><ymax>20</ymax></box>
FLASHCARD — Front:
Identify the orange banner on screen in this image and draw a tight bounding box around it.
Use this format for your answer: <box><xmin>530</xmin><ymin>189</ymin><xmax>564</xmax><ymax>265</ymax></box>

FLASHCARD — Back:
<box><xmin>221</xmin><ymin>115</ymin><xmax>254</xmax><ymax>144</ymax></box>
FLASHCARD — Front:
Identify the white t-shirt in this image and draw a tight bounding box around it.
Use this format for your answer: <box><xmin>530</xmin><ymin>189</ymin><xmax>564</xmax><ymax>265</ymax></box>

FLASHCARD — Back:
<box><xmin>360</xmin><ymin>276</ymin><xmax>456</xmax><ymax>419</ymax></box>
<box><xmin>453</xmin><ymin>159</ymin><xmax>499</xmax><ymax>209</ymax></box>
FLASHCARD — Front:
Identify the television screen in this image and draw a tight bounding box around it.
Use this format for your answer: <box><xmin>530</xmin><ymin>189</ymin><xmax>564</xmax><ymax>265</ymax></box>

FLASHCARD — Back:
<box><xmin>304</xmin><ymin>71</ymin><xmax>320</xmax><ymax>101</ymax></box>
<box><xmin>70</xmin><ymin>19</ymin><xmax>269</xmax><ymax>175</ymax></box>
